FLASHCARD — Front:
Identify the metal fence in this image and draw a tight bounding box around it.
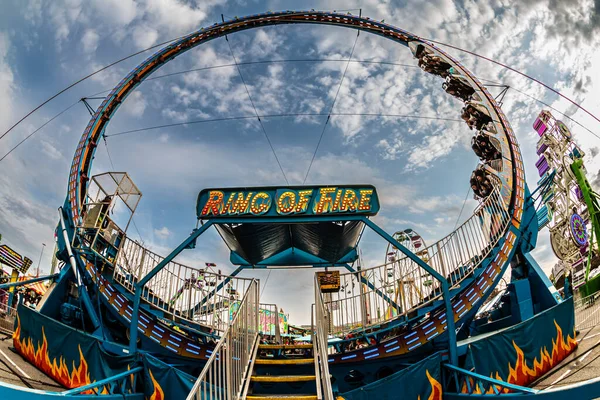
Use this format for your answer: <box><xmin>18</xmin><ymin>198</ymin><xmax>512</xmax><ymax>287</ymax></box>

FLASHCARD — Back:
<box><xmin>187</xmin><ymin>279</ymin><xmax>259</xmax><ymax>400</ymax></box>
<box><xmin>113</xmin><ymin>238</ymin><xmax>255</xmax><ymax>334</ymax></box>
<box><xmin>0</xmin><ymin>302</ymin><xmax>17</xmax><ymax>334</ymax></box>
<box><xmin>325</xmin><ymin>187</ymin><xmax>510</xmax><ymax>336</ymax></box>
<box><xmin>574</xmin><ymin>293</ymin><xmax>600</xmax><ymax>331</ymax></box>
<box><xmin>314</xmin><ymin>277</ymin><xmax>334</xmax><ymax>400</ymax></box>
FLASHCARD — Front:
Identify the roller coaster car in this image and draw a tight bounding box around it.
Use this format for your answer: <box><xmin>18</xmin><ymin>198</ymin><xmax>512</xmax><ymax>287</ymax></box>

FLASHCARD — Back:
<box><xmin>471</xmin><ymin>132</ymin><xmax>501</xmax><ymax>162</ymax></box>
<box><xmin>461</xmin><ymin>102</ymin><xmax>493</xmax><ymax>131</ymax></box>
<box><xmin>409</xmin><ymin>42</ymin><xmax>452</xmax><ymax>78</ymax></box>
<box><xmin>443</xmin><ymin>75</ymin><xmax>475</xmax><ymax>101</ymax></box>
<box><xmin>470</xmin><ymin>166</ymin><xmax>495</xmax><ymax>199</ymax></box>
<box><xmin>418</xmin><ymin>55</ymin><xmax>451</xmax><ymax>78</ymax></box>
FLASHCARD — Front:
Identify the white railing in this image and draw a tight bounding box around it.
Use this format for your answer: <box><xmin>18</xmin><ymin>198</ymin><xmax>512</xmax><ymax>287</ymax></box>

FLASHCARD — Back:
<box><xmin>113</xmin><ymin>238</ymin><xmax>255</xmax><ymax>334</ymax></box>
<box><xmin>187</xmin><ymin>279</ymin><xmax>260</xmax><ymax>400</ymax></box>
<box><xmin>314</xmin><ymin>277</ymin><xmax>334</xmax><ymax>400</ymax></box>
<box><xmin>325</xmin><ymin>187</ymin><xmax>510</xmax><ymax>336</ymax></box>
<box><xmin>260</xmin><ymin>303</ymin><xmax>282</xmax><ymax>343</ymax></box>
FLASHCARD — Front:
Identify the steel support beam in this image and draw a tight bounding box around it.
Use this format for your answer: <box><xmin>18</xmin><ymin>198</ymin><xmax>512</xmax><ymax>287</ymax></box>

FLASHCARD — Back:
<box><xmin>128</xmin><ymin>221</ymin><xmax>213</xmax><ymax>353</ymax></box>
<box><xmin>362</xmin><ymin>217</ymin><xmax>458</xmax><ymax>366</ymax></box>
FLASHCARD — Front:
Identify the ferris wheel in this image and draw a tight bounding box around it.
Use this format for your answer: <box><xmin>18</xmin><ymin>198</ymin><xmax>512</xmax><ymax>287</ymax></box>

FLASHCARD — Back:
<box><xmin>383</xmin><ymin>229</ymin><xmax>430</xmax><ymax>315</ymax></box>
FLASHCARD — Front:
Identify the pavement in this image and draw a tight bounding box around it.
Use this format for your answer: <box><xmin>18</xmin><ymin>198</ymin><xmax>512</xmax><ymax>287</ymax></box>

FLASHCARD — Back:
<box><xmin>534</xmin><ymin>324</ymin><xmax>600</xmax><ymax>392</ymax></box>
<box><xmin>0</xmin><ymin>331</ymin><xmax>63</xmax><ymax>392</ymax></box>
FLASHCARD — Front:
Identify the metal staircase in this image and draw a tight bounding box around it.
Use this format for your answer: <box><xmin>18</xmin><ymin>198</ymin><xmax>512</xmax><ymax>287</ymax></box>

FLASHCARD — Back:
<box><xmin>245</xmin><ymin>343</ymin><xmax>317</xmax><ymax>400</ymax></box>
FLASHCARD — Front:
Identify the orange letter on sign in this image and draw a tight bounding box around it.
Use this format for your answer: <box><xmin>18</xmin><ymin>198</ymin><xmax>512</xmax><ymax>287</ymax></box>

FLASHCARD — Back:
<box><xmin>201</xmin><ymin>191</ymin><xmax>224</xmax><ymax>216</ymax></box>
<box><xmin>358</xmin><ymin>189</ymin><xmax>374</xmax><ymax>211</ymax></box>
<box><xmin>295</xmin><ymin>190</ymin><xmax>313</xmax><ymax>213</ymax></box>
<box><xmin>314</xmin><ymin>187</ymin><xmax>336</xmax><ymax>214</ymax></box>
<box><xmin>231</xmin><ymin>192</ymin><xmax>253</xmax><ymax>214</ymax></box>
<box><xmin>250</xmin><ymin>192</ymin><xmax>271</xmax><ymax>214</ymax></box>
<box><xmin>341</xmin><ymin>189</ymin><xmax>358</xmax><ymax>211</ymax></box>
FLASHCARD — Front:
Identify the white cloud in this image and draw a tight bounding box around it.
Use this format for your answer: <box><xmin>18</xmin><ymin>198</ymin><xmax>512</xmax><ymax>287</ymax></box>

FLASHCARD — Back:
<box><xmin>154</xmin><ymin>226</ymin><xmax>171</xmax><ymax>239</ymax></box>
<box><xmin>40</xmin><ymin>140</ymin><xmax>64</xmax><ymax>160</ymax></box>
<box><xmin>0</xmin><ymin>32</ymin><xmax>15</xmax><ymax>132</ymax></box>
<box><xmin>132</xmin><ymin>25</ymin><xmax>159</xmax><ymax>49</ymax></box>
<box><xmin>377</xmin><ymin>135</ymin><xmax>402</xmax><ymax>160</ymax></box>
<box><xmin>81</xmin><ymin>29</ymin><xmax>100</xmax><ymax>53</ymax></box>
<box><xmin>140</xmin><ymin>0</ymin><xmax>210</xmax><ymax>34</ymax></box>
<box><xmin>121</xmin><ymin>91</ymin><xmax>147</xmax><ymax>117</ymax></box>
<box><xmin>91</xmin><ymin>0</ymin><xmax>138</xmax><ymax>26</ymax></box>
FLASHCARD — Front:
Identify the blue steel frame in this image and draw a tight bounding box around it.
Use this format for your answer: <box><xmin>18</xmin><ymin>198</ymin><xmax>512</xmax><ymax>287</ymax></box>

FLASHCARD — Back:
<box><xmin>127</xmin><ymin>216</ymin><xmax>459</xmax><ymax>365</ymax></box>
<box><xmin>443</xmin><ymin>363</ymin><xmax>600</xmax><ymax>399</ymax></box>
<box><xmin>0</xmin><ymin>273</ymin><xmax>59</xmax><ymax>290</ymax></box>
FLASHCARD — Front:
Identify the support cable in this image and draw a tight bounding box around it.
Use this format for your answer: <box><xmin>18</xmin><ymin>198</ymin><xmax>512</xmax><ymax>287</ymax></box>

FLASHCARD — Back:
<box><xmin>423</xmin><ymin>37</ymin><xmax>600</xmax><ymax>125</ymax></box>
<box><xmin>0</xmin><ymin>100</ymin><xmax>80</xmax><ymax>162</ymax></box>
<box><xmin>508</xmin><ymin>86</ymin><xmax>600</xmax><ymax>141</ymax></box>
<box><xmin>102</xmin><ymin>135</ymin><xmax>145</xmax><ymax>246</ymax></box>
<box><xmin>0</xmin><ymin>37</ymin><xmax>182</xmax><ymax>142</ymax></box>
<box><xmin>260</xmin><ymin>270</ymin><xmax>272</xmax><ymax>298</ymax></box>
<box><xmin>222</xmin><ymin>15</ymin><xmax>289</xmax><ymax>185</ymax></box>
<box><xmin>104</xmin><ymin>112</ymin><xmax>463</xmax><ymax>138</ymax></box>
<box><xmin>453</xmin><ymin>185</ymin><xmax>473</xmax><ymax>231</ymax></box>
<box><xmin>85</xmin><ymin>58</ymin><xmax>422</xmax><ymax>99</ymax></box>
<box><xmin>303</xmin><ymin>30</ymin><xmax>361</xmax><ymax>184</ymax></box>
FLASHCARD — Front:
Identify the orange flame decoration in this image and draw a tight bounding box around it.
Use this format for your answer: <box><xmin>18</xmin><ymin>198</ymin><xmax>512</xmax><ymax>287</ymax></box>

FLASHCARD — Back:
<box><xmin>12</xmin><ymin>314</ymin><xmax>110</xmax><ymax>394</ymax></box>
<box><xmin>148</xmin><ymin>369</ymin><xmax>165</xmax><ymax>400</ymax></box>
<box><xmin>417</xmin><ymin>369</ymin><xmax>443</xmax><ymax>400</ymax></box>
<box><xmin>462</xmin><ymin>320</ymin><xmax>577</xmax><ymax>394</ymax></box>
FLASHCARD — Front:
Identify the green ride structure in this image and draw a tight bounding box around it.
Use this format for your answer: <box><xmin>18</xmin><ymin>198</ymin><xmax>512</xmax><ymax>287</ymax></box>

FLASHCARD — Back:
<box><xmin>534</xmin><ymin>110</ymin><xmax>600</xmax><ymax>298</ymax></box>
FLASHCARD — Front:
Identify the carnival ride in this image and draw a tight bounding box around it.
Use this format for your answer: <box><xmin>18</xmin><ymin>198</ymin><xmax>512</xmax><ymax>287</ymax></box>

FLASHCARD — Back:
<box><xmin>0</xmin><ymin>8</ymin><xmax>598</xmax><ymax>400</ymax></box>
<box><xmin>533</xmin><ymin>111</ymin><xmax>600</xmax><ymax>297</ymax></box>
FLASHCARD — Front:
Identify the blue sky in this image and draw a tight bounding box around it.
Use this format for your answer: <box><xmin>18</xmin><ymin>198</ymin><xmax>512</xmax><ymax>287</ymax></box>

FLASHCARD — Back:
<box><xmin>1</xmin><ymin>0</ymin><xmax>600</xmax><ymax>323</ymax></box>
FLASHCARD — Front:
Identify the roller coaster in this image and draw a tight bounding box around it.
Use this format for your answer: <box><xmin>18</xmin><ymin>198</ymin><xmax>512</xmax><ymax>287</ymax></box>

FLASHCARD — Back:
<box><xmin>1</xmin><ymin>9</ymin><xmax>599</xmax><ymax>400</ymax></box>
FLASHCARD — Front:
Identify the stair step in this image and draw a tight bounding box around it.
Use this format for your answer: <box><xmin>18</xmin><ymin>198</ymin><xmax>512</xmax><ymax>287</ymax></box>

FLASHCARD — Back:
<box><xmin>255</xmin><ymin>358</ymin><xmax>314</xmax><ymax>365</ymax></box>
<box><xmin>259</xmin><ymin>344</ymin><xmax>312</xmax><ymax>350</ymax></box>
<box><xmin>246</xmin><ymin>395</ymin><xmax>317</xmax><ymax>400</ymax></box>
<box><xmin>251</xmin><ymin>375</ymin><xmax>316</xmax><ymax>383</ymax></box>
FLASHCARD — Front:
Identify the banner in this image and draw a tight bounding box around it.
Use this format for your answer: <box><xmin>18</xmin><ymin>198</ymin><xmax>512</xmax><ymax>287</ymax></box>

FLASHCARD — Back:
<box><xmin>0</xmin><ymin>244</ymin><xmax>32</xmax><ymax>273</ymax></box>
<box><xmin>142</xmin><ymin>353</ymin><xmax>196</xmax><ymax>400</ymax></box>
<box><xmin>229</xmin><ymin>303</ymin><xmax>288</xmax><ymax>335</ymax></box>
<box><xmin>464</xmin><ymin>297</ymin><xmax>576</xmax><ymax>391</ymax></box>
<box><xmin>13</xmin><ymin>304</ymin><xmax>135</xmax><ymax>393</ymax></box>
<box><xmin>339</xmin><ymin>352</ymin><xmax>442</xmax><ymax>400</ymax></box>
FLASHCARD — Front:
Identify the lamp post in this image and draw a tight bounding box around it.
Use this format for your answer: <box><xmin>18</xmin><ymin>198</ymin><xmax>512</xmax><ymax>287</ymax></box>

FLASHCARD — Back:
<box><xmin>36</xmin><ymin>243</ymin><xmax>46</xmax><ymax>278</ymax></box>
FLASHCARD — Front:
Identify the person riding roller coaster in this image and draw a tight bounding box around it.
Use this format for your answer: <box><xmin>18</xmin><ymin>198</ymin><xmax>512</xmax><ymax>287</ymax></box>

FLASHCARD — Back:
<box><xmin>461</xmin><ymin>102</ymin><xmax>493</xmax><ymax>131</ymax></box>
<box><xmin>418</xmin><ymin>55</ymin><xmax>451</xmax><ymax>78</ymax></box>
<box><xmin>471</xmin><ymin>133</ymin><xmax>501</xmax><ymax>162</ymax></box>
<box><xmin>470</xmin><ymin>167</ymin><xmax>495</xmax><ymax>199</ymax></box>
<box><xmin>443</xmin><ymin>75</ymin><xmax>475</xmax><ymax>101</ymax></box>
<box><xmin>414</xmin><ymin>45</ymin><xmax>452</xmax><ymax>78</ymax></box>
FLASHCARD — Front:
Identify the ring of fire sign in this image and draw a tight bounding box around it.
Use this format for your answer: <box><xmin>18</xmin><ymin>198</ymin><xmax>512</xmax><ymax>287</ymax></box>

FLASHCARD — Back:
<box><xmin>196</xmin><ymin>185</ymin><xmax>379</xmax><ymax>219</ymax></box>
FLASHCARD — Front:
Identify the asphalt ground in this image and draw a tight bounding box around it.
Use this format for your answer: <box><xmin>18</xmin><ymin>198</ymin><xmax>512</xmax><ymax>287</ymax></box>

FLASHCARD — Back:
<box><xmin>0</xmin><ymin>331</ymin><xmax>64</xmax><ymax>392</ymax></box>
<box><xmin>533</xmin><ymin>323</ymin><xmax>600</xmax><ymax>393</ymax></box>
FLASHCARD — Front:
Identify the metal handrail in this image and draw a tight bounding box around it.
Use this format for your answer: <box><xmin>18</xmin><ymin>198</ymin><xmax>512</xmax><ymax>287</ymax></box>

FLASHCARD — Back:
<box><xmin>444</xmin><ymin>363</ymin><xmax>537</xmax><ymax>395</ymax></box>
<box><xmin>314</xmin><ymin>276</ymin><xmax>334</xmax><ymax>400</ymax></box>
<box><xmin>61</xmin><ymin>366</ymin><xmax>143</xmax><ymax>395</ymax></box>
<box><xmin>325</xmin><ymin>187</ymin><xmax>510</xmax><ymax>336</ymax></box>
<box><xmin>187</xmin><ymin>279</ymin><xmax>260</xmax><ymax>400</ymax></box>
<box><xmin>113</xmin><ymin>237</ymin><xmax>254</xmax><ymax>334</ymax></box>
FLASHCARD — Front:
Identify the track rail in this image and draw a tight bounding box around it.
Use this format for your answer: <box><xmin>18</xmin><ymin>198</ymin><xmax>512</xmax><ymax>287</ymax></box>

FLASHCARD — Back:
<box><xmin>64</xmin><ymin>10</ymin><xmax>526</xmax><ymax>360</ymax></box>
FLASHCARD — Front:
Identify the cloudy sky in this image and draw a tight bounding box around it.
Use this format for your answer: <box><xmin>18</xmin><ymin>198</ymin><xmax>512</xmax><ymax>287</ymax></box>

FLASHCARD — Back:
<box><xmin>1</xmin><ymin>0</ymin><xmax>599</xmax><ymax>323</ymax></box>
